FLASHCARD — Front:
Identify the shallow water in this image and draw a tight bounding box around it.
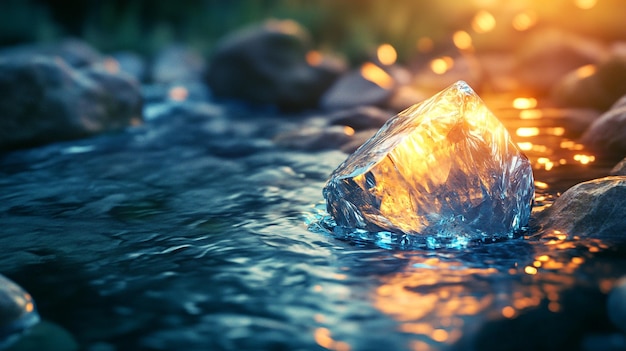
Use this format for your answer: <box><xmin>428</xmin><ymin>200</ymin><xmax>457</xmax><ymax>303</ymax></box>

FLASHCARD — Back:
<box><xmin>1</xmin><ymin>97</ymin><xmax>625</xmax><ymax>351</ymax></box>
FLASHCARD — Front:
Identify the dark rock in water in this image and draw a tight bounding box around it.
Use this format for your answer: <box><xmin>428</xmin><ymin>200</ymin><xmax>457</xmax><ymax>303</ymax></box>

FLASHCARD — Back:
<box><xmin>207</xmin><ymin>20</ymin><xmax>343</xmax><ymax>111</ymax></box>
<box><xmin>514</xmin><ymin>28</ymin><xmax>605</xmax><ymax>95</ymax></box>
<box><xmin>339</xmin><ymin>129</ymin><xmax>377</xmax><ymax>154</ymax></box>
<box><xmin>538</xmin><ymin>176</ymin><xmax>626</xmax><ymax>240</ymax></box>
<box><xmin>0</xmin><ymin>39</ymin><xmax>101</xmax><ymax>68</ymax></box>
<box><xmin>320</xmin><ymin>67</ymin><xmax>393</xmax><ymax>111</ymax></box>
<box><xmin>327</xmin><ymin>106</ymin><xmax>391</xmax><ymax>131</ymax></box>
<box><xmin>0</xmin><ymin>275</ymin><xmax>39</xmax><ymax>349</ymax></box>
<box><xmin>607</xmin><ymin>277</ymin><xmax>626</xmax><ymax>334</ymax></box>
<box><xmin>5</xmin><ymin>321</ymin><xmax>78</xmax><ymax>351</ymax></box>
<box><xmin>151</xmin><ymin>45</ymin><xmax>206</xmax><ymax>85</ymax></box>
<box><xmin>553</xmin><ymin>55</ymin><xmax>626</xmax><ymax>111</ymax></box>
<box><xmin>0</xmin><ymin>56</ymin><xmax>142</xmax><ymax>150</ymax></box>
<box><xmin>274</xmin><ymin>125</ymin><xmax>353</xmax><ymax>151</ymax></box>
<box><xmin>581</xmin><ymin>95</ymin><xmax>626</xmax><ymax>160</ymax></box>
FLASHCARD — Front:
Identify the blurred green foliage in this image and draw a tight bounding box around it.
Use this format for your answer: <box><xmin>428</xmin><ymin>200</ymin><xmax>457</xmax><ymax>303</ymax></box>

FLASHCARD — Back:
<box><xmin>2</xmin><ymin>0</ymin><xmax>626</xmax><ymax>64</ymax></box>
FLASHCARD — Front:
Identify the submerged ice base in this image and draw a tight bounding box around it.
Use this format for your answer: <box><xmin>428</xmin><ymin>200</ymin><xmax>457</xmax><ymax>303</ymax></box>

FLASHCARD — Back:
<box><xmin>323</xmin><ymin>81</ymin><xmax>534</xmax><ymax>245</ymax></box>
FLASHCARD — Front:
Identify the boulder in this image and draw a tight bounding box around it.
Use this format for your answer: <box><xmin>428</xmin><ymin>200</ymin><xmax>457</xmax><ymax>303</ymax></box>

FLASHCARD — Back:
<box><xmin>207</xmin><ymin>20</ymin><xmax>343</xmax><ymax>111</ymax></box>
<box><xmin>607</xmin><ymin>277</ymin><xmax>626</xmax><ymax>334</ymax></box>
<box><xmin>0</xmin><ymin>56</ymin><xmax>142</xmax><ymax>150</ymax></box>
<box><xmin>553</xmin><ymin>55</ymin><xmax>626</xmax><ymax>111</ymax></box>
<box><xmin>514</xmin><ymin>28</ymin><xmax>606</xmax><ymax>95</ymax></box>
<box><xmin>538</xmin><ymin>176</ymin><xmax>626</xmax><ymax>240</ymax></box>
<box><xmin>320</xmin><ymin>67</ymin><xmax>393</xmax><ymax>111</ymax></box>
<box><xmin>610</xmin><ymin>158</ymin><xmax>626</xmax><ymax>176</ymax></box>
<box><xmin>327</xmin><ymin>106</ymin><xmax>391</xmax><ymax>131</ymax></box>
<box><xmin>581</xmin><ymin>95</ymin><xmax>626</xmax><ymax>160</ymax></box>
<box><xmin>0</xmin><ymin>39</ymin><xmax>101</xmax><ymax>68</ymax></box>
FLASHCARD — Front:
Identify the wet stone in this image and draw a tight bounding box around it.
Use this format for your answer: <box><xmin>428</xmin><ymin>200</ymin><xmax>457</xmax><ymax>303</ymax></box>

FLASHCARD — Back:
<box><xmin>323</xmin><ymin>81</ymin><xmax>534</xmax><ymax>248</ymax></box>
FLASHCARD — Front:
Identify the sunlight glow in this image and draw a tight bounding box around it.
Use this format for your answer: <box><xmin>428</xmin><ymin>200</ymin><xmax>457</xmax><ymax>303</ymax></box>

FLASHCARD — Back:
<box><xmin>377</xmin><ymin>44</ymin><xmax>398</xmax><ymax>65</ymax></box>
<box><xmin>512</xmin><ymin>11</ymin><xmax>537</xmax><ymax>31</ymax></box>
<box><xmin>517</xmin><ymin>142</ymin><xmax>533</xmax><ymax>151</ymax></box>
<box><xmin>576</xmin><ymin>64</ymin><xmax>597</xmax><ymax>79</ymax></box>
<box><xmin>575</xmin><ymin>0</ymin><xmax>598</xmax><ymax>10</ymax></box>
<box><xmin>343</xmin><ymin>126</ymin><xmax>355</xmax><ymax>136</ymax></box>
<box><xmin>453</xmin><ymin>31</ymin><xmax>473</xmax><ymax>50</ymax></box>
<box><xmin>472</xmin><ymin>10</ymin><xmax>496</xmax><ymax>33</ymax></box>
<box><xmin>361</xmin><ymin>62</ymin><xmax>393</xmax><ymax>89</ymax></box>
<box><xmin>502</xmin><ymin>306</ymin><xmax>516</xmax><ymax>318</ymax></box>
<box><xmin>524</xmin><ymin>266</ymin><xmax>538</xmax><ymax>275</ymax></box>
<box><xmin>519</xmin><ymin>109</ymin><xmax>543</xmax><ymax>119</ymax></box>
<box><xmin>516</xmin><ymin>127</ymin><xmax>539</xmax><ymax>137</ymax></box>
<box><xmin>573</xmin><ymin>154</ymin><xmax>595</xmax><ymax>164</ymax></box>
<box><xmin>314</xmin><ymin>328</ymin><xmax>351</xmax><ymax>351</ymax></box>
<box><xmin>534</xmin><ymin>181</ymin><xmax>549</xmax><ymax>189</ymax></box>
<box><xmin>537</xmin><ymin>157</ymin><xmax>554</xmax><ymax>171</ymax></box>
<box><xmin>430</xmin><ymin>56</ymin><xmax>454</xmax><ymax>75</ymax></box>
<box><xmin>512</xmin><ymin>97</ymin><xmax>537</xmax><ymax>109</ymax></box>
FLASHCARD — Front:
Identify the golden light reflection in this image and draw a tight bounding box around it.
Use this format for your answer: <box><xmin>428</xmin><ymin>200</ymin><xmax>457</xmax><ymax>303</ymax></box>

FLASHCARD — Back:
<box><xmin>516</xmin><ymin>127</ymin><xmax>539</xmax><ymax>137</ymax></box>
<box><xmin>472</xmin><ymin>10</ymin><xmax>496</xmax><ymax>33</ymax></box>
<box><xmin>512</xmin><ymin>97</ymin><xmax>537</xmax><ymax>109</ymax></box>
<box><xmin>377</xmin><ymin>44</ymin><xmax>397</xmax><ymax>66</ymax></box>
<box><xmin>453</xmin><ymin>31</ymin><xmax>473</xmax><ymax>50</ymax></box>
<box><xmin>548</xmin><ymin>127</ymin><xmax>565</xmax><ymax>136</ymax></box>
<box><xmin>519</xmin><ymin>109</ymin><xmax>543</xmax><ymax>119</ymax></box>
<box><xmin>534</xmin><ymin>181</ymin><xmax>549</xmax><ymax>189</ymax></box>
<box><xmin>537</xmin><ymin>157</ymin><xmax>555</xmax><ymax>171</ymax></box>
<box><xmin>560</xmin><ymin>140</ymin><xmax>585</xmax><ymax>150</ymax></box>
<box><xmin>575</xmin><ymin>0</ymin><xmax>598</xmax><ymax>10</ymax></box>
<box><xmin>361</xmin><ymin>62</ymin><xmax>394</xmax><ymax>89</ymax></box>
<box><xmin>306</xmin><ymin>50</ymin><xmax>323</xmax><ymax>66</ymax></box>
<box><xmin>575</xmin><ymin>64</ymin><xmax>597</xmax><ymax>79</ymax></box>
<box><xmin>524</xmin><ymin>266</ymin><xmax>538</xmax><ymax>275</ymax></box>
<box><xmin>430</xmin><ymin>56</ymin><xmax>454</xmax><ymax>75</ymax></box>
<box><xmin>517</xmin><ymin>142</ymin><xmax>532</xmax><ymax>151</ymax></box>
<box><xmin>343</xmin><ymin>126</ymin><xmax>355</xmax><ymax>136</ymax></box>
<box><xmin>314</xmin><ymin>328</ymin><xmax>351</xmax><ymax>351</ymax></box>
<box><xmin>501</xmin><ymin>306</ymin><xmax>516</xmax><ymax>318</ymax></box>
<box><xmin>512</xmin><ymin>11</ymin><xmax>537</xmax><ymax>31</ymax></box>
<box><xmin>573</xmin><ymin>154</ymin><xmax>596</xmax><ymax>165</ymax></box>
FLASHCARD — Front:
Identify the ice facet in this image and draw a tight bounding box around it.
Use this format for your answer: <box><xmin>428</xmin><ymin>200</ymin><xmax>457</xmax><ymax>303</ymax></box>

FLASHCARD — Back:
<box><xmin>323</xmin><ymin>81</ymin><xmax>534</xmax><ymax>245</ymax></box>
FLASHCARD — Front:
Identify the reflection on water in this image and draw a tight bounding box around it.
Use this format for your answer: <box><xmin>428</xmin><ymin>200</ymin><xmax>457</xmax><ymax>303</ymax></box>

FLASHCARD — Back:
<box><xmin>372</xmin><ymin>234</ymin><xmax>620</xmax><ymax>351</ymax></box>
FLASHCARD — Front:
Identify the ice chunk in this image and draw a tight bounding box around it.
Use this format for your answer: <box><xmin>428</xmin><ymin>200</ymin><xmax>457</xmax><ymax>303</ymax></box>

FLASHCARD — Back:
<box><xmin>323</xmin><ymin>81</ymin><xmax>534</xmax><ymax>246</ymax></box>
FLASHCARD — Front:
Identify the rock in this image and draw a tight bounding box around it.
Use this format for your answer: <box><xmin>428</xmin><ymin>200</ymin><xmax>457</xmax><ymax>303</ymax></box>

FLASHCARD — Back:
<box><xmin>327</xmin><ymin>106</ymin><xmax>391</xmax><ymax>131</ymax></box>
<box><xmin>151</xmin><ymin>45</ymin><xmax>206</xmax><ymax>84</ymax></box>
<box><xmin>610</xmin><ymin>158</ymin><xmax>626</xmax><ymax>176</ymax></box>
<box><xmin>207</xmin><ymin>20</ymin><xmax>343</xmax><ymax>111</ymax></box>
<box><xmin>514</xmin><ymin>28</ymin><xmax>606</xmax><ymax>95</ymax></box>
<box><xmin>581</xmin><ymin>95</ymin><xmax>626</xmax><ymax>160</ymax></box>
<box><xmin>6</xmin><ymin>321</ymin><xmax>78</xmax><ymax>351</ymax></box>
<box><xmin>539</xmin><ymin>176</ymin><xmax>626</xmax><ymax>240</ymax></box>
<box><xmin>553</xmin><ymin>55</ymin><xmax>626</xmax><ymax>111</ymax></box>
<box><xmin>274</xmin><ymin>125</ymin><xmax>353</xmax><ymax>151</ymax></box>
<box><xmin>607</xmin><ymin>277</ymin><xmax>626</xmax><ymax>334</ymax></box>
<box><xmin>320</xmin><ymin>67</ymin><xmax>394</xmax><ymax>111</ymax></box>
<box><xmin>339</xmin><ymin>129</ymin><xmax>377</xmax><ymax>154</ymax></box>
<box><xmin>0</xmin><ymin>39</ymin><xmax>101</xmax><ymax>68</ymax></box>
<box><xmin>0</xmin><ymin>56</ymin><xmax>142</xmax><ymax>150</ymax></box>
<box><xmin>0</xmin><ymin>275</ymin><xmax>39</xmax><ymax>350</ymax></box>
<box><xmin>323</xmin><ymin>81</ymin><xmax>534</xmax><ymax>248</ymax></box>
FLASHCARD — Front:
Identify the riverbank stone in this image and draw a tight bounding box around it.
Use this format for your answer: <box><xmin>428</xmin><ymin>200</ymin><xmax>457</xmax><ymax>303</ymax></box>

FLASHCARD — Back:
<box><xmin>0</xmin><ymin>39</ymin><xmax>101</xmax><ymax>68</ymax></box>
<box><xmin>553</xmin><ymin>55</ymin><xmax>626</xmax><ymax>111</ymax></box>
<box><xmin>538</xmin><ymin>176</ymin><xmax>626</xmax><ymax>240</ymax></box>
<box><xmin>581</xmin><ymin>95</ymin><xmax>626</xmax><ymax>160</ymax></box>
<box><xmin>0</xmin><ymin>56</ymin><xmax>142</xmax><ymax>150</ymax></box>
<box><xmin>206</xmin><ymin>20</ymin><xmax>343</xmax><ymax>111</ymax></box>
<box><xmin>607</xmin><ymin>277</ymin><xmax>626</xmax><ymax>334</ymax></box>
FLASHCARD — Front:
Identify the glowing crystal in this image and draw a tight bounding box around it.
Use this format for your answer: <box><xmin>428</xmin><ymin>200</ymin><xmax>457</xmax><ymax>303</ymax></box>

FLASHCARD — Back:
<box><xmin>323</xmin><ymin>81</ymin><xmax>534</xmax><ymax>247</ymax></box>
